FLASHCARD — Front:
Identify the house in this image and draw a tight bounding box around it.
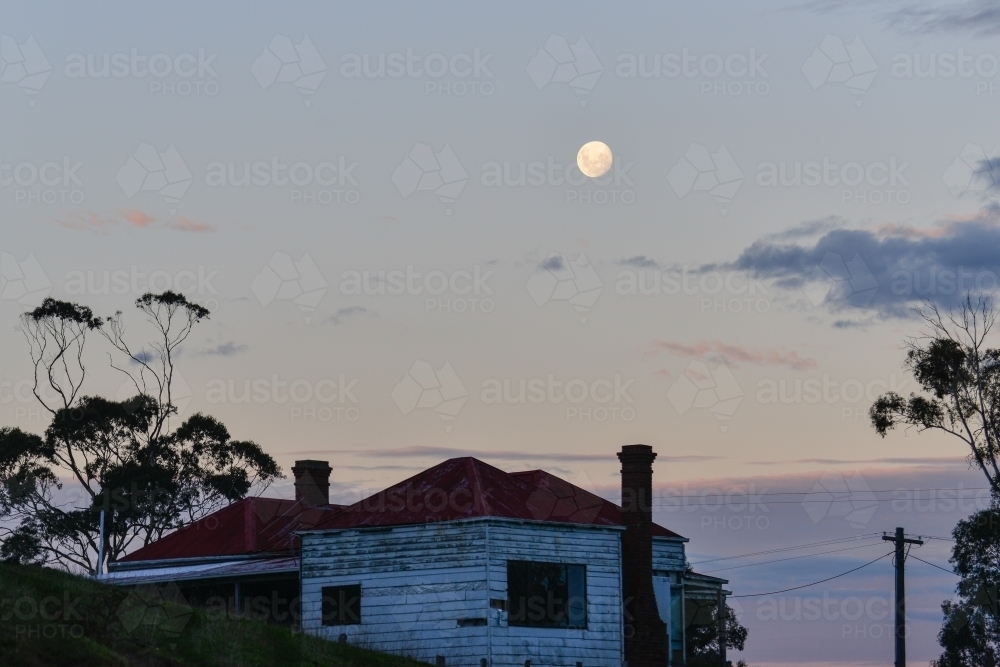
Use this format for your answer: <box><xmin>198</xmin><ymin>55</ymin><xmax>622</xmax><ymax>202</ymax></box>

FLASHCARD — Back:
<box><xmin>102</xmin><ymin>461</ymin><xmax>339</xmax><ymax>620</ymax></box>
<box><xmin>104</xmin><ymin>448</ymin><xmax>730</xmax><ymax>666</ymax></box>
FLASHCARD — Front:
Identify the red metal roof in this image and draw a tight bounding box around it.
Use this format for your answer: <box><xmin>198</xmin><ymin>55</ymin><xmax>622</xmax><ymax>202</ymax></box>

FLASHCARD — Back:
<box><xmin>314</xmin><ymin>457</ymin><xmax>682</xmax><ymax>538</ymax></box>
<box><xmin>118</xmin><ymin>497</ymin><xmax>340</xmax><ymax>563</ymax></box>
<box><xmin>121</xmin><ymin>457</ymin><xmax>682</xmax><ymax>563</ymax></box>
<box><xmin>509</xmin><ymin>468</ymin><xmax>680</xmax><ymax>538</ymax></box>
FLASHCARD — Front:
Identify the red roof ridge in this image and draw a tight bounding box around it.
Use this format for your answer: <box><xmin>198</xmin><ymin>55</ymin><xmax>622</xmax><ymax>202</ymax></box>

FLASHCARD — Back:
<box><xmin>244</xmin><ymin>499</ymin><xmax>257</xmax><ymax>552</ymax></box>
<box><xmin>120</xmin><ymin>456</ymin><xmax>685</xmax><ymax>563</ymax></box>
<box><xmin>466</xmin><ymin>458</ymin><xmax>490</xmax><ymax>516</ymax></box>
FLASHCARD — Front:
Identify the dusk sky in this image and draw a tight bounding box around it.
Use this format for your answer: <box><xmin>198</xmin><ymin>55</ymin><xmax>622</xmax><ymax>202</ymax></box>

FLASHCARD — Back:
<box><xmin>5</xmin><ymin>1</ymin><xmax>1000</xmax><ymax>664</ymax></box>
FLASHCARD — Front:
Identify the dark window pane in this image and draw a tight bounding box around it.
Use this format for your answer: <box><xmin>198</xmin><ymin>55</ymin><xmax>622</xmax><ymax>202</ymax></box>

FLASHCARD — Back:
<box><xmin>321</xmin><ymin>584</ymin><xmax>361</xmax><ymax>626</ymax></box>
<box><xmin>566</xmin><ymin>564</ymin><xmax>587</xmax><ymax>628</ymax></box>
<box><xmin>507</xmin><ymin>560</ymin><xmax>587</xmax><ymax>629</ymax></box>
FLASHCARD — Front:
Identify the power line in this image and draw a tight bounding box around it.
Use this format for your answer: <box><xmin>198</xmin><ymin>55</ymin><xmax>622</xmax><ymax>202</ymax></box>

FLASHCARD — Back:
<box><xmin>647</xmin><ymin>486</ymin><xmax>988</xmax><ymax>500</ymax></box>
<box><xmin>652</xmin><ymin>498</ymin><xmax>982</xmax><ymax>506</ymax></box>
<box><xmin>910</xmin><ymin>554</ymin><xmax>957</xmax><ymax>575</ymax></box>
<box><xmin>692</xmin><ymin>534</ymin><xmax>882</xmax><ymax>565</ymax></box>
<box><xmin>702</xmin><ymin>540</ymin><xmax>887</xmax><ymax>574</ymax></box>
<box><xmin>732</xmin><ymin>552</ymin><xmax>894</xmax><ymax>598</ymax></box>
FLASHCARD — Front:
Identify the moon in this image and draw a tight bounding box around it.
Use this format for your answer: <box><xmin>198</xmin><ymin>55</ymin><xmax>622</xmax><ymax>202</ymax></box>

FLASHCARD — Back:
<box><xmin>577</xmin><ymin>141</ymin><xmax>613</xmax><ymax>178</ymax></box>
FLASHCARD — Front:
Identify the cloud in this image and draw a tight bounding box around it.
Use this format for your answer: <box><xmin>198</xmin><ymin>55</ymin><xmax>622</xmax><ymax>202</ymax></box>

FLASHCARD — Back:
<box><xmin>761</xmin><ymin>216</ymin><xmax>845</xmax><ymax>242</ymax></box>
<box><xmin>166</xmin><ymin>216</ymin><xmax>214</xmax><ymax>233</ymax></box>
<box><xmin>646</xmin><ymin>339</ymin><xmax>819</xmax><ymax>371</ymax></box>
<box><xmin>540</xmin><ymin>255</ymin><xmax>564</xmax><ymax>271</ymax></box>
<box><xmin>53</xmin><ymin>210</ymin><xmax>213</xmax><ymax>233</ymax></box>
<box><xmin>793</xmin><ymin>0</ymin><xmax>867</xmax><ymax>12</ymax></box>
<box><xmin>831</xmin><ymin>317</ymin><xmax>880</xmax><ymax>329</ymax></box>
<box><xmin>197</xmin><ymin>341</ymin><xmax>247</xmax><ymax>357</ymax></box>
<box><xmin>886</xmin><ymin>0</ymin><xmax>1000</xmax><ymax>36</ymax></box>
<box><xmin>749</xmin><ymin>455</ymin><xmax>969</xmax><ymax>466</ymax></box>
<box><xmin>118</xmin><ymin>209</ymin><xmax>153</xmax><ymax>227</ymax></box>
<box><xmin>325</xmin><ymin>306</ymin><xmax>374</xmax><ymax>325</ymax></box>
<box><xmin>290</xmin><ymin>445</ymin><xmax>720</xmax><ymax>465</ymax></box>
<box><xmin>795</xmin><ymin>0</ymin><xmax>1000</xmax><ymax>37</ymax></box>
<box><xmin>620</xmin><ymin>255</ymin><xmax>660</xmax><ymax>268</ymax></box>
<box><xmin>720</xmin><ymin>207</ymin><xmax>1000</xmax><ymax>317</ymax></box>
<box><xmin>54</xmin><ymin>210</ymin><xmax>118</xmax><ymax>232</ymax></box>
<box><xmin>130</xmin><ymin>350</ymin><xmax>154</xmax><ymax>365</ymax></box>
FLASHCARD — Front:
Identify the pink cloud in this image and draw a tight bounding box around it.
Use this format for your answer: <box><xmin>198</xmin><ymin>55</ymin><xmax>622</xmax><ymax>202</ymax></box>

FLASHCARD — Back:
<box><xmin>53</xmin><ymin>210</ymin><xmax>116</xmax><ymax>232</ymax></box>
<box><xmin>167</xmin><ymin>216</ymin><xmax>214</xmax><ymax>233</ymax></box>
<box><xmin>646</xmin><ymin>339</ymin><xmax>819</xmax><ymax>371</ymax></box>
<box><xmin>117</xmin><ymin>208</ymin><xmax>154</xmax><ymax>227</ymax></box>
<box><xmin>52</xmin><ymin>210</ymin><xmax>214</xmax><ymax>233</ymax></box>
<box><xmin>872</xmin><ymin>207</ymin><xmax>1000</xmax><ymax>239</ymax></box>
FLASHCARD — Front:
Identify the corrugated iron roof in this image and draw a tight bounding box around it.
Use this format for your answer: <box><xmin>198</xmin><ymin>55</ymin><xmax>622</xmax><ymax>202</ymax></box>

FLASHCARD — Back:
<box><xmin>314</xmin><ymin>457</ymin><xmax>683</xmax><ymax>537</ymax></box>
<box><xmin>119</xmin><ymin>456</ymin><xmax>682</xmax><ymax>563</ymax></box>
<box><xmin>102</xmin><ymin>556</ymin><xmax>299</xmax><ymax>585</ymax></box>
<box><xmin>118</xmin><ymin>497</ymin><xmax>339</xmax><ymax>563</ymax></box>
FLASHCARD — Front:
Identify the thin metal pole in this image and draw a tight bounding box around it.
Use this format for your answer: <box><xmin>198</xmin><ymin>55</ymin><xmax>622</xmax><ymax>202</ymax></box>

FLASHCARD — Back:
<box><xmin>96</xmin><ymin>509</ymin><xmax>106</xmax><ymax>577</ymax></box>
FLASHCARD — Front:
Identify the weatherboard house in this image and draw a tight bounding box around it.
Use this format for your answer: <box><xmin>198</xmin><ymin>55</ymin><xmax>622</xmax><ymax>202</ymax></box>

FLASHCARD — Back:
<box><xmin>104</xmin><ymin>447</ymin><xmax>728</xmax><ymax>667</ymax></box>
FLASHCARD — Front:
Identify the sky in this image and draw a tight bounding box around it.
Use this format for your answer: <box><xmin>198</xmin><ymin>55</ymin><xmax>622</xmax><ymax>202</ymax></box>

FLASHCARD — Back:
<box><xmin>5</xmin><ymin>0</ymin><xmax>1000</xmax><ymax>664</ymax></box>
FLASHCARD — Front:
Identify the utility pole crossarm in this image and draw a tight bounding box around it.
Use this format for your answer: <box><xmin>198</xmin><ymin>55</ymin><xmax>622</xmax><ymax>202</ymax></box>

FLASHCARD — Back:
<box><xmin>882</xmin><ymin>527</ymin><xmax>923</xmax><ymax>667</ymax></box>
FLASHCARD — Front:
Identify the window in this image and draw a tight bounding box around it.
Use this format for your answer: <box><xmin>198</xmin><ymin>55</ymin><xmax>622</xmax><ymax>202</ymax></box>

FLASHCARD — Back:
<box><xmin>507</xmin><ymin>560</ymin><xmax>587</xmax><ymax>628</ymax></box>
<box><xmin>321</xmin><ymin>584</ymin><xmax>361</xmax><ymax>626</ymax></box>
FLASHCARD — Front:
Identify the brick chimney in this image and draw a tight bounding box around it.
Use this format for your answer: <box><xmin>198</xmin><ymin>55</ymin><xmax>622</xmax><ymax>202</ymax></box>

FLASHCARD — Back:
<box><xmin>292</xmin><ymin>460</ymin><xmax>332</xmax><ymax>506</ymax></box>
<box><xmin>618</xmin><ymin>444</ymin><xmax>668</xmax><ymax>667</ymax></box>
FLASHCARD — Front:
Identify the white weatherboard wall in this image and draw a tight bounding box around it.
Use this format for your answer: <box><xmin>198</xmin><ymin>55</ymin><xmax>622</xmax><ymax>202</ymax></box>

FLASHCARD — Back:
<box><xmin>653</xmin><ymin>536</ymin><xmax>689</xmax><ymax>662</ymax></box>
<box><xmin>300</xmin><ymin>519</ymin><xmax>626</xmax><ymax>667</ymax></box>
<box><xmin>652</xmin><ymin>536</ymin><xmax>687</xmax><ymax>574</ymax></box>
<box><xmin>487</xmin><ymin>521</ymin><xmax>624</xmax><ymax>667</ymax></box>
<box><xmin>301</xmin><ymin>521</ymin><xmax>490</xmax><ymax>665</ymax></box>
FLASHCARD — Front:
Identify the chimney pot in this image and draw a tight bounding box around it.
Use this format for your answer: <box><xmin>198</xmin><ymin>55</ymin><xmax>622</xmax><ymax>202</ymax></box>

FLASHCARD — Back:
<box><xmin>292</xmin><ymin>460</ymin><xmax>332</xmax><ymax>506</ymax></box>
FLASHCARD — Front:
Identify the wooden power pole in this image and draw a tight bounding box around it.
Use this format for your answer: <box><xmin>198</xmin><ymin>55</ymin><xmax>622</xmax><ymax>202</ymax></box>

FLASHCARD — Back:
<box><xmin>882</xmin><ymin>528</ymin><xmax>923</xmax><ymax>667</ymax></box>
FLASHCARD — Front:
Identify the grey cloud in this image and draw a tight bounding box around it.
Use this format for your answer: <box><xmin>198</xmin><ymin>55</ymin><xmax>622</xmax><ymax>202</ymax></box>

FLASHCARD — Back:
<box><xmin>887</xmin><ymin>0</ymin><xmax>1000</xmax><ymax>36</ymax></box>
<box><xmin>130</xmin><ymin>350</ymin><xmax>154</xmax><ymax>364</ymax></box>
<box><xmin>620</xmin><ymin>255</ymin><xmax>660</xmax><ymax>268</ymax></box>
<box><xmin>198</xmin><ymin>341</ymin><xmax>248</xmax><ymax>357</ymax></box>
<box><xmin>831</xmin><ymin>317</ymin><xmax>877</xmax><ymax>329</ymax></box>
<box><xmin>795</xmin><ymin>0</ymin><xmax>1000</xmax><ymax>36</ymax></box>
<box><xmin>761</xmin><ymin>217</ymin><xmax>845</xmax><ymax>242</ymax></box>
<box><xmin>791</xmin><ymin>0</ymin><xmax>869</xmax><ymax>13</ymax></box>
<box><xmin>326</xmin><ymin>306</ymin><xmax>375</xmax><ymax>325</ymax></box>
<box><xmin>718</xmin><ymin>208</ymin><xmax>1000</xmax><ymax>318</ymax></box>
<box><xmin>749</xmin><ymin>455</ymin><xmax>969</xmax><ymax>466</ymax></box>
<box><xmin>292</xmin><ymin>445</ymin><xmax>720</xmax><ymax>464</ymax></box>
<box><xmin>540</xmin><ymin>255</ymin><xmax>564</xmax><ymax>271</ymax></box>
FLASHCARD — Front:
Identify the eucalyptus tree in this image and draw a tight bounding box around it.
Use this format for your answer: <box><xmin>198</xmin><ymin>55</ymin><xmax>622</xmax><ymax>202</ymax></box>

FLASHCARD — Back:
<box><xmin>0</xmin><ymin>293</ymin><xmax>280</xmax><ymax>574</ymax></box>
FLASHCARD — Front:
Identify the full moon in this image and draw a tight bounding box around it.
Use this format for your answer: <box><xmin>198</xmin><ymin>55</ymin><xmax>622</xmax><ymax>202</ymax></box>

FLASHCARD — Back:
<box><xmin>577</xmin><ymin>141</ymin><xmax>613</xmax><ymax>178</ymax></box>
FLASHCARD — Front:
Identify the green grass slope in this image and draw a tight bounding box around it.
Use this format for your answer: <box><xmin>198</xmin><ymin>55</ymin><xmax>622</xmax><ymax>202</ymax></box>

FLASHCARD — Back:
<box><xmin>0</xmin><ymin>564</ymin><xmax>427</xmax><ymax>667</ymax></box>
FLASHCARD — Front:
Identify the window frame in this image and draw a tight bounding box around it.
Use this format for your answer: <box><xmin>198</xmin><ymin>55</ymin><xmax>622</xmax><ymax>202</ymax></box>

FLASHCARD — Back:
<box><xmin>321</xmin><ymin>584</ymin><xmax>362</xmax><ymax>626</ymax></box>
<box><xmin>506</xmin><ymin>559</ymin><xmax>588</xmax><ymax>629</ymax></box>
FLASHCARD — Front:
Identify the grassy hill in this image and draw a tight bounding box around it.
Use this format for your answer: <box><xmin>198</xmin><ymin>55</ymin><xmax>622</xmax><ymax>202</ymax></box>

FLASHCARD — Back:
<box><xmin>0</xmin><ymin>564</ymin><xmax>427</xmax><ymax>667</ymax></box>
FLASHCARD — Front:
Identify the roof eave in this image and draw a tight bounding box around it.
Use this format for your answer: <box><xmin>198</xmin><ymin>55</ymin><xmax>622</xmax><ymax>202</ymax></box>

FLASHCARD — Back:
<box><xmin>653</xmin><ymin>534</ymin><xmax>689</xmax><ymax>543</ymax></box>
<box><xmin>108</xmin><ymin>550</ymin><xmax>295</xmax><ymax>571</ymax></box>
<box><xmin>297</xmin><ymin>515</ymin><xmax>630</xmax><ymax>536</ymax></box>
